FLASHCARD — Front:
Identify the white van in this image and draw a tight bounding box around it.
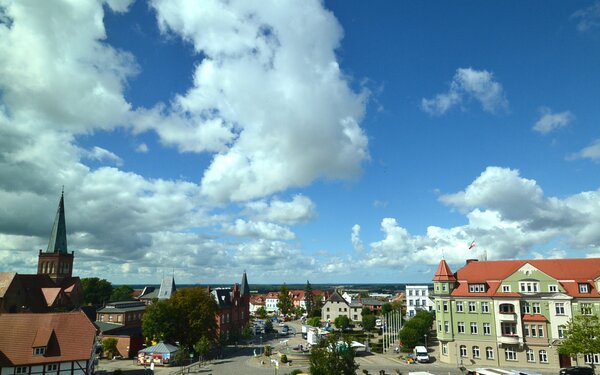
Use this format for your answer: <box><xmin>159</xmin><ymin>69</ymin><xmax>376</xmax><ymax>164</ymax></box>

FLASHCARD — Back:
<box><xmin>413</xmin><ymin>346</ymin><xmax>430</xmax><ymax>363</ymax></box>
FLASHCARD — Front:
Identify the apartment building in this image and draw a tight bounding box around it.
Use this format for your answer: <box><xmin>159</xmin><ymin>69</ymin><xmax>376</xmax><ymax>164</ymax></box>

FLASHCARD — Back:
<box><xmin>406</xmin><ymin>284</ymin><xmax>434</xmax><ymax>318</ymax></box>
<box><xmin>432</xmin><ymin>258</ymin><xmax>600</xmax><ymax>371</ymax></box>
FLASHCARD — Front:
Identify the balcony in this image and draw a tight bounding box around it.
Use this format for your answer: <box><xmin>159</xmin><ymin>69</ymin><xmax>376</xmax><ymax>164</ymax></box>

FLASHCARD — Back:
<box><xmin>498</xmin><ymin>312</ymin><xmax>518</xmax><ymax>322</ymax></box>
<box><xmin>498</xmin><ymin>334</ymin><xmax>520</xmax><ymax>345</ymax></box>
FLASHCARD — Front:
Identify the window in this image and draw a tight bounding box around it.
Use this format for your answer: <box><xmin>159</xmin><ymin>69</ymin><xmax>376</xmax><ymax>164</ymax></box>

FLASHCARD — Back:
<box><xmin>527</xmin><ymin>349</ymin><xmax>535</xmax><ymax>362</ymax></box>
<box><xmin>531</xmin><ymin>325</ymin><xmax>537</xmax><ymax>337</ymax></box>
<box><xmin>443</xmin><ymin>301</ymin><xmax>449</xmax><ymax>312</ymax></box>
<box><xmin>33</xmin><ymin>347</ymin><xmax>46</xmax><ymax>355</ymax></box>
<box><xmin>444</xmin><ymin>321</ymin><xmax>449</xmax><ymax>333</ymax></box>
<box><xmin>481</xmin><ymin>302</ymin><xmax>489</xmax><ymax>313</ymax></box>
<box><xmin>486</xmin><ymin>347</ymin><xmax>494</xmax><ymax>360</ymax></box>
<box><xmin>409</xmin><ymin>290</ymin><xmax>413</xmax><ymax>296</ymax></box>
<box><xmin>549</xmin><ymin>285</ymin><xmax>558</xmax><ymax>292</ymax></box>
<box><xmin>16</xmin><ymin>367</ymin><xmax>27</xmax><ymax>374</ymax></box>
<box><xmin>579</xmin><ymin>283</ymin><xmax>590</xmax><ymax>293</ymax></box>
<box><xmin>555</xmin><ymin>303</ymin><xmax>565</xmax><ymax>315</ymax></box>
<box><xmin>456</xmin><ymin>301</ymin><xmax>464</xmax><ymax>312</ymax></box>
<box><xmin>581</xmin><ymin>303</ymin><xmax>593</xmax><ymax>315</ymax></box>
<box><xmin>524</xmin><ymin>324</ymin><xmax>530</xmax><ymax>337</ymax></box>
<box><xmin>558</xmin><ymin>325</ymin><xmax>566</xmax><ymax>339</ymax></box>
<box><xmin>108</xmin><ymin>315</ymin><xmax>113</xmax><ymax>322</ymax></box>
<box><xmin>522</xmin><ymin>302</ymin><xmax>530</xmax><ymax>314</ymax></box>
<box><xmin>520</xmin><ymin>281</ymin><xmax>540</xmax><ymax>293</ymax></box>
<box><xmin>438</xmin><ymin>321</ymin><xmax>442</xmax><ymax>332</ymax></box>
<box><xmin>442</xmin><ymin>284</ymin><xmax>447</xmax><ymax>291</ymax></box>
<box><xmin>470</xmin><ymin>322</ymin><xmax>478</xmax><ymax>334</ymax></box>
<box><xmin>469</xmin><ymin>302</ymin><xmax>477</xmax><ymax>312</ymax></box>
<box><xmin>501</xmin><ymin>323</ymin><xmax>517</xmax><ymax>336</ymax></box>
<box><xmin>539</xmin><ymin>350</ymin><xmax>548</xmax><ymax>363</ymax></box>
<box><xmin>473</xmin><ymin>346</ymin><xmax>480</xmax><ymax>358</ymax></box>
<box><xmin>457</xmin><ymin>322</ymin><xmax>465</xmax><ymax>333</ymax></box>
<box><xmin>499</xmin><ymin>303</ymin><xmax>515</xmax><ymax>314</ymax></box>
<box><xmin>415</xmin><ymin>299</ymin><xmax>420</xmax><ymax>306</ymax></box>
<box><xmin>483</xmin><ymin>322</ymin><xmax>491</xmax><ymax>335</ymax></box>
<box><xmin>538</xmin><ymin>325</ymin><xmax>544</xmax><ymax>337</ymax></box>
<box><xmin>46</xmin><ymin>364</ymin><xmax>57</xmax><ymax>372</ymax></box>
<box><xmin>437</xmin><ymin>302</ymin><xmax>440</xmax><ymax>312</ymax></box>
<box><xmin>469</xmin><ymin>284</ymin><xmax>486</xmax><ymax>293</ymax></box>
<box><xmin>505</xmin><ymin>347</ymin><xmax>517</xmax><ymax>361</ymax></box>
<box><xmin>502</xmin><ymin>285</ymin><xmax>511</xmax><ymax>292</ymax></box>
<box><xmin>532</xmin><ymin>302</ymin><xmax>541</xmax><ymax>314</ymax></box>
<box><xmin>442</xmin><ymin>342</ymin><xmax>448</xmax><ymax>355</ymax></box>
<box><xmin>460</xmin><ymin>345</ymin><xmax>467</xmax><ymax>358</ymax></box>
<box><xmin>584</xmin><ymin>354</ymin><xmax>600</xmax><ymax>364</ymax></box>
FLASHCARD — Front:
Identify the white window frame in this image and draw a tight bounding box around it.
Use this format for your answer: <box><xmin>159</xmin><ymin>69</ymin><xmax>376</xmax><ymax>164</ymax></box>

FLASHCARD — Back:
<box><xmin>473</xmin><ymin>346</ymin><xmax>480</xmax><ymax>358</ymax></box>
<box><xmin>549</xmin><ymin>285</ymin><xmax>558</xmax><ymax>292</ymax></box>
<box><xmin>456</xmin><ymin>302</ymin><xmax>464</xmax><ymax>312</ymax></box>
<box><xmin>457</xmin><ymin>322</ymin><xmax>465</xmax><ymax>334</ymax></box>
<box><xmin>558</xmin><ymin>325</ymin><xmax>566</xmax><ymax>339</ymax></box>
<box><xmin>460</xmin><ymin>345</ymin><xmax>467</xmax><ymax>358</ymax></box>
<box><xmin>486</xmin><ymin>347</ymin><xmax>494</xmax><ymax>360</ymax></box>
<box><xmin>579</xmin><ymin>283</ymin><xmax>590</xmax><ymax>293</ymax></box>
<box><xmin>468</xmin><ymin>302</ymin><xmax>476</xmax><ymax>313</ymax></box>
<box><xmin>502</xmin><ymin>285</ymin><xmax>511</xmax><ymax>292</ymax></box>
<box><xmin>555</xmin><ymin>303</ymin><xmax>565</xmax><ymax>315</ymax></box>
<box><xmin>442</xmin><ymin>342</ymin><xmax>448</xmax><ymax>355</ymax></box>
<box><xmin>527</xmin><ymin>349</ymin><xmax>535</xmax><ymax>362</ymax></box>
<box><xmin>539</xmin><ymin>350</ymin><xmax>548</xmax><ymax>363</ymax></box>
<box><xmin>483</xmin><ymin>322</ymin><xmax>491</xmax><ymax>335</ymax></box>
<box><xmin>481</xmin><ymin>302</ymin><xmax>489</xmax><ymax>313</ymax></box>
<box><xmin>470</xmin><ymin>322</ymin><xmax>478</xmax><ymax>334</ymax></box>
<box><xmin>443</xmin><ymin>301</ymin><xmax>449</xmax><ymax>312</ymax></box>
<box><xmin>505</xmin><ymin>347</ymin><xmax>517</xmax><ymax>361</ymax></box>
<box><xmin>520</xmin><ymin>281</ymin><xmax>540</xmax><ymax>293</ymax></box>
<box><xmin>532</xmin><ymin>302</ymin><xmax>541</xmax><ymax>314</ymax></box>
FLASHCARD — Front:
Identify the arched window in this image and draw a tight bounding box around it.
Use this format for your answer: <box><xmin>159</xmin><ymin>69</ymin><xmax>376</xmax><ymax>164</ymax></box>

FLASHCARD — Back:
<box><xmin>499</xmin><ymin>303</ymin><xmax>515</xmax><ymax>314</ymax></box>
<box><xmin>460</xmin><ymin>345</ymin><xmax>467</xmax><ymax>357</ymax></box>
<box><xmin>486</xmin><ymin>347</ymin><xmax>494</xmax><ymax>359</ymax></box>
<box><xmin>472</xmin><ymin>346</ymin><xmax>480</xmax><ymax>358</ymax></box>
<box><xmin>539</xmin><ymin>350</ymin><xmax>548</xmax><ymax>363</ymax></box>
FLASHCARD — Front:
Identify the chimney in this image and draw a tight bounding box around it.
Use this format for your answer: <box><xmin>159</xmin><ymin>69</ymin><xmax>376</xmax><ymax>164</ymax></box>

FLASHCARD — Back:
<box><xmin>466</xmin><ymin>259</ymin><xmax>478</xmax><ymax>265</ymax></box>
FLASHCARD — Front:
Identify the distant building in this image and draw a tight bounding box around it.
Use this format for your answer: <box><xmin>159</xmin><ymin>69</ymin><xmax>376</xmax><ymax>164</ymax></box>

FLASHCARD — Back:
<box><xmin>249</xmin><ymin>294</ymin><xmax>266</xmax><ymax>315</ymax></box>
<box><xmin>322</xmin><ymin>290</ymin><xmax>362</xmax><ymax>323</ymax></box>
<box><xmin>95</xmin><ymin>301</ymin><xmax>146</xmax><ymax>358</ymax></box>
<box><xmin>265</xmin><ymin>291</ymin><xmax>279</xmax><ymax>314</ymax></box>
<box><xmin>210</xmin><ymin>272</ymin><xmax>251</xmax><ymax>342</ymax></box>
<box><xmin>405</xmin><ymin>284</ymin><xmax>434</xmax><ymax>318</ymax></box>
<box><xmin>0</xmin><ymin>192</ymin><xmax>82</xmax><ymax>313</ymax></box>
<box><xmin>138</xmin><ymin>276</ymin><xmax>177</xmax><ymax>305</ymax></box>
<box><xmin>0</xmin><ymin>311</ymin><xmax>97</xmax><ymax>375</ymax></box>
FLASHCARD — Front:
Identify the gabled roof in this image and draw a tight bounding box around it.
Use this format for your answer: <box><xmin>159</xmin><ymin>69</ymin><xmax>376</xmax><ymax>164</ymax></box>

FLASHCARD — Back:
<box><xmin>0</xmin><ymin>272</ymin><xmax>18</xmax><ymax>298</ymax></box>
<box><xmin>41</xmin><ymin>287</ymin><xmax>62</xmax><ymax>307</ymax></box>
<box><xmin>212</xmin><ymin>288</ymin><xmax>233</xmax><ymax>308</ymax></box>
<box><xmin>46</xmin><ymin>192</ymin><xmax>68</xmax><ymax>254</ymax></box>
<box><xmin>158</xmin><ymin>276</ymin><xmax>176</xmax><ymax>300</ymax></box>
<box><xmin>326</xmin><ymin>290</ymin><xmax>347</xmax><ymax>304</ymax></box>
<box><xmin>433</xmin><ymin>259</ymin><xmax>456</xmax><ymax>281</ymax></box>
<box><xmin>139</xmin><ymin>342</ymin><xmax>178</xmax><ymax>354</ymax></box>
<box><xmin>0</xmin><ymin>312</ymin><xmax>96</xmax><ymax>366</ymax></box>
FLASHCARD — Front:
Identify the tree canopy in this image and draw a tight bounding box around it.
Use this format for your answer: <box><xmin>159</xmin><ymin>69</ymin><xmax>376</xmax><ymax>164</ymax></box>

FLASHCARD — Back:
<box><xmin>309</xmin><ymin>334</ymin><xmax>359</xmax><ymax>375</ymax></box>
<box><xmin>110</xmin><ymin>285</ymin><xmax>134</xmax><ymax>302</ymax></box>
<box><xmin>334</xmin><ymin>315</ymin><xmax>350</xmax><ymax>330</ymax></box>
<box><xmin>558</xmin><ymin>315</ymin><xmax>600</xmax><ymax>365</ymax></box>
<box><xmin>277</xmin><ymin>284</ymin><xmax>294</xmax><ymax>316</ymax></box>
<box><xmin>307</xmin><ymin>316</ymin><xmax>321</xmax><ymax>327</ymax></box>
<box><xmin>304</xmin><ymin>280</ymin><xmax>314</xmax><ymax>316</ymax></box>
<box><xmin>362</xmin><ymin>315</ymin><xmax>376</xmax><ymax>332</ymax></box>
<box><xmin>400</xmin><ymin>311</ymin><xmax>433</xmax><ymax>349</ymax></box>
<box><xmin>81</xmin><ymin>277</ymin><xmax>112</xmax><ymax>305</ymax></box>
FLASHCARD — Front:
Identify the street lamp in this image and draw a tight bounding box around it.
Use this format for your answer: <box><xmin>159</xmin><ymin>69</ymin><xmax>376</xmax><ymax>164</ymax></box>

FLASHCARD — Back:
<box><xmin>424</xmin><ymin>334</ymin><xmax>428</xmax><ymax>348</ymax></box>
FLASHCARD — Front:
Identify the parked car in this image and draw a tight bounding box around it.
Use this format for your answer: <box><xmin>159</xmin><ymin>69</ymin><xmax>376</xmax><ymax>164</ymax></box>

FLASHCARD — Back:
<box><xmin>559</xmin><ymin>367</ymin><xmax>594</xmax><ymax>375</ymax></box>
<box><xmin>281</xmin><ymin>325</ymin><xmax>290</xmax><ymax>335</ymax></box>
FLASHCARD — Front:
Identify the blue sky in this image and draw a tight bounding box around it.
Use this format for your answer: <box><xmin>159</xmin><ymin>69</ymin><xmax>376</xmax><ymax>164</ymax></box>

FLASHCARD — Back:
<box><xmin>0</xmin><ymin>0</ymin><xmax>599</xmax><ymax>285</ymax></box>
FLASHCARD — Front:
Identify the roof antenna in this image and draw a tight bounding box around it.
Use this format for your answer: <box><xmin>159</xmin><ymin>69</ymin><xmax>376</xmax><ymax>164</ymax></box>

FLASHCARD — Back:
<box><xmin>441</xmin><ymin>247</ymin><xmax>445</xmax><ymax>259</ymax></box>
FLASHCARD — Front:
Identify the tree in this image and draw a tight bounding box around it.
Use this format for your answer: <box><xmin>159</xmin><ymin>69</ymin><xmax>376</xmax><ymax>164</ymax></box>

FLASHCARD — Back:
<box><xmin>194</xmin><ymin>336</ymin><xmax>211</xmax><ymax>364</ymax></box>
<box><xmin>264</xmin><ymin>319</ymin><xmax>274</xmax><ymax>333</ymax></box>
<box><xmin>142</xmin><ymin>299</ymin><xmax>177</xmax><ymax>343</ymax></box>
<box><xmin>304</xmin><ymin>280</ymin><xmax>314</xmax><ymax>316</ymax></box>
<box><xmin>399</xmin><ymin>326</ymin><xmax>420</xmax><ymax>349</ymax></box>
<box><xmin>174</xmin><ymin>346</ymin><xmax>189</xmax><ymax>366</ymax></box>
<box><xmin>361</xmin><ymin>307</ymin><xmax>372</xmax><ymax>317</ymax></box>
<box><xmin>170</xmin><ymin>287</ymin><xmax>219</xmax><ymax>349</ymax></box>
<box><xmin>81</xmin><ymin>277</ymin><xmax>112</xmax><ymax>305</ymax></box>
<box><xmin>334</xmin><ymin>315</ymin><xmax>350</xmax><ymax>330</ymax></box>
<box><xmin>110</xmin><ymin>285</ymin><xmax>134</xmax><ymax>302</ymax></box>
<box><xmin>362</xmin><ymin>315</ymin><xmax>376</xmax><ymax>332</ymax></box>
<box><xmin>307</xmin><ymin>317</ymin><xmax>321</xmax><ymax>327</ymax></box>
<box><xmin>277</xmin><ymin>284</ymin><xmax>294</xmax><ymax>316</ymax></box>
<box><xmin>558</xmin><ymin>315</ymin><xmax>600</xmax><ymax>367</ymax></box>
<box><xmin>381</xmin><ymin>303</ymin><xmax>393</xmax><ymax>315</ymax></box>
<box><xmin>256</xmin><ymin>306</ymin><xmax>267</xmax><ymax>319</ymax></box>
<box><xmin>102</xmin><ymin>338</ymin><xmax>119</xmax><ymax>359</ymax></box>
<box><xmin>309</xmin><ymin>334</ymin><xmax>359</xmax><ymax>375</ymax></box>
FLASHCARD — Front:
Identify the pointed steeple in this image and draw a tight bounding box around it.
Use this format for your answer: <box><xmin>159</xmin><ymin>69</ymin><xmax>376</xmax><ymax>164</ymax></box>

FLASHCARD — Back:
<box><xmin>47</xmin><ymin>191</ymin><xmax>67</xmax><ymax>254</ymax></box>
<box><xmin>240</xmin><ymin>271</ymin><xmax>250</xmax><ymax>296</ymax></box>
<box><xmin>433</xmin><ymin>259</ymin><xmax>456</xmax><ymax>281</ymax></box>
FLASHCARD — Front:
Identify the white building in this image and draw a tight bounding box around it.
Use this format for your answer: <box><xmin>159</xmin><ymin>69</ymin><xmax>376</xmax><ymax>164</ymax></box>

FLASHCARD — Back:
<box><xmin>405</xmin><ymin>284</ymin><xmax>434</xmax><ymax>318</ymax></box>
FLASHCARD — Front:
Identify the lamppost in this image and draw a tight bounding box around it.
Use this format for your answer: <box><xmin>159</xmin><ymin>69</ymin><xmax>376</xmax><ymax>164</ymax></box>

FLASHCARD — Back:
<box><xmin>260</xmin><ymin>336</ymin><xmax>263</xmax><ymax>355</ymax></box>
<box><xmin>424</xmin><ymin>334</ymin><xmax>428</xmax><ymax>348</ymax></box>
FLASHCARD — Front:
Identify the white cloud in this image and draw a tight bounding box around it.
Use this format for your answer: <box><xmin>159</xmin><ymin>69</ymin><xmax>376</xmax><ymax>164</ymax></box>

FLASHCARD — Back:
<box><xmin>568</xmin><ymin>139</ymin><xmax>600</xmax><ymax>162</ymax></box>
<box><xmin>136</xmin><ymin>143</ymin><xmax>149</xmax><ymax>153</ymax></box>
<box><xmin>421</xmin><ymin>68</ymin><xmax>508</xmax><ymax>115</ymax></box>
<box><xmin>149</xmin><ymin>0</ymin><xmax>369</xmax><ymax>202</ymax></box>
<box><xmin>351</xmin><ymin>224</ymin><xmax>364</xmax><ymax>252</ymax></box>
<box><xmin>571</xmin><ymin>1</ymin><xmax>600</xmax><ymax>32</ymax></box>
<box><xmin>244</xmin><ymin>195</ymin><xmax>316</xmax><ymax>225</ymax></box>
<box><xmin>223</xmin><ymin>219</ymin><xmax>295</xmax><ymax>241</ymax></box>
<box><xmin>532</xmin><ymin>107</ymin><xmax>575</xmax><ymax>134</ymax></box>
<box><xmin>83</xmin><ymin>146</ymin><xmax>123</xmax><ymax>166</ymax></box>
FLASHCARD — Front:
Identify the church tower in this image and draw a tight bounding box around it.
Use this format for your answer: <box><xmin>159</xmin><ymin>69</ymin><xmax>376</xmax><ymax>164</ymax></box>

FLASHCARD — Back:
<box><xmin>37</xmin><ymin>191</ymin><xmax>74</xmax><ymax>284</ymax></box>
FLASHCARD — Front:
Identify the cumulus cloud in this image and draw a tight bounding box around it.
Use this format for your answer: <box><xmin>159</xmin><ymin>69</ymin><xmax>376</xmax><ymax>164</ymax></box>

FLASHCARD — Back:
<box><xmin>136</xmin><ymin>143</ymin><xmax>149</xmax><ymax>153</ymax></box>
<box><xmin>351</xmin><ymin>224</ymin><xmax>364</xmax><ymax>252</ymax></box>
<box><xmin>359</xmin><ymin>167</ymin><xmax>600</xmax><ymax>272</ymax></box>
<box><xmin>83</xmin><ymin>146</ymin><xmax>124</xmax><ymax>166</ymax></box>
<box><xmin>568</xmin><ymin>139</ymin><xmax>600</xmax><ymax>162</ymax></box>
<box><xmin>223</xmin><ymin>219</ymin><xmax>295</xmax><ymax>241</ymax></box>
<box><xmin>244</xmin><ymin>195</ymin><xmax>316</xmax><ymax>225</ymax></box>
<box><xmin>149</xmin><ymin>0</ymin><xmax>369</xmax><ymax>202</ymax></box>
<box><xmin>421</xmin><ymin>68</ymin><xmax>508</xmax><ymax>115</ymax></box>
<box><xmin>532</xmin><ymin>107</ymin><xmax>575</xmax><ymax>134</ymax></box>
<box><xmin>571</xmin><ymin>1</ymin><xmax>600</xmax><ymax>33</ymax></box>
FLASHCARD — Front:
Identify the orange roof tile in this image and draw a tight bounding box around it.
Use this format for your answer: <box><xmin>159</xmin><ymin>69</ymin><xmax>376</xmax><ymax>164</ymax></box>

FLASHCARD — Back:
<box><xmin>0</xmin><ymin>312</ymin><xmax>96</xmax><ymax>366</ymax></box>
<box><xmin>433</xmin><ymin>259</ymin><xmax>456</xmax><ymax>281</ymax></box>
<box><xmin>522</xmin><ymin>314</ymin><xmax>548</xmax><ymax>322</ymax></box>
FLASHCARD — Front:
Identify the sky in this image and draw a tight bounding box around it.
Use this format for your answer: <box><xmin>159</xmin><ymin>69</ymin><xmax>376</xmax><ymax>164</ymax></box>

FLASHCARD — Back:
<box><xmin>1</xmin><ymin>0</ymin><xmax>599</xmax><ymax>285</ymax></box>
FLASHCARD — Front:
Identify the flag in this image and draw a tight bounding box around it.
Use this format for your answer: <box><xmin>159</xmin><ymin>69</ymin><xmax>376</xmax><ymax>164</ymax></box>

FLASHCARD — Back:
<box><xmin>468</xmin><ymin>241</ymin><xmax>476</xmax><ymax>250</ymax></box>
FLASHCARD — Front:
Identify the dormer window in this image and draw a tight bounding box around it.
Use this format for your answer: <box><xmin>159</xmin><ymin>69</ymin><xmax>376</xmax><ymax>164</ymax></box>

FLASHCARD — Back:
<box><xmin>33</xmin><ymin>347</ymin><xmax>46</xmax><ymax>355</ymax></box>
<box><xmin>519</xmin><ymin>281</ymin><xmax>539</xmax><ymax>293</ymax></box>
<box><xmin>469</xmin><ymin>284</ymin><xmax>486</xmax><ymax>293</ymax></box>
<box><xmin>579</xmin><ymin>283</ymin><xmax>590</xmax><ymax>294</ymax></box>
<box><xmin>548</xmin><ymin>285</ymin><xmax>558</xmax><ymax>292</ymax></box>
<box><xmin>502</xmin><ymin>285</ymin><xmax>511</xmax><ymax>292</ymax></box>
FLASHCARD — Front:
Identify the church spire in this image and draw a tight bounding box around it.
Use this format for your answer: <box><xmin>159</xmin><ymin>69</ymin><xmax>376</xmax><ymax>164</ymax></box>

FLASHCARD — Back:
<box><xmin>47</xmin><ymin>191</ymin><xmax>68</xmax><ymax>254</ymax></box>
<box><xmin>240</xmin><ymin>271</ymin><xmax>250</xmax><ymax>296</ymax></box>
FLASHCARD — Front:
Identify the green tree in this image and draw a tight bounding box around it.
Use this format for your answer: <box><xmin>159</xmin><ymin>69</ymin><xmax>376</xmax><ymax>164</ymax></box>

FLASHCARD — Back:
<box><xmin>399</xmin><ymin>326</ymin><xmax>420</xmax><ymax>349</ymax></box>
<box><xmin>304</xmin><ymin>280</ymin><xmax>314</xmax><ymax>316</ymax></box>
<box><xmin>334</xmin><ymin>315</ymin><xmax>350</xmax><ymax>330</ymax></box>
<box><xmin>102</xmin><ymin>338</ymin><xmax>119</xmax><ymax>359</ymax></box>
<box><xmin>142</xmin><ymin>299</ymin><xmax>177</xmax><ymax>343</ymax></box>
<box><xmin>194</xmin><ymin>336</ymin><xmax>211</xmax><ymax>364</ymax></box>
<box><xmin>277</xmin><ymin>284</ymin><xmax>294</xmax><ymax>317</ymax></box>
<box><xmin>307</xmin><ymin>317</ymin><xmax>321</xmax><ymax>327</ymax></box>
<box><xmin>381</xmin><ymin>303</ymin><xmax>393</xmax><ymax>315</ymax></box>
<box><xmin>264</xmin><ymin>319</ymin><xmax>274</xmax><ymax>333</ymax></box>
<box><xmin>362</xmin><ymin>315</ymin><xmax>376</xmax><ymax>332</ymax></box>
<box><xmin>558</xmin><ymin>315</ymin><xmax>600</xmax><ymax>367</ymax></box>
<box><xmin>361</xmin><ymin>307</ymin><xmax>373</xmax><ymax>317</ymax></box>
<box><xmin>242</xmin><ymin>323</ymin><xmax>253</xmax><ymax>341</ymax></box>
<box><xmin>110</xmin><ymin>285</ymin><xmax>134</xmax><ymax>302</ymax></box>
<box><xmin>81</xmin><ymin>277</ymin><xmax>112</xmax><ymax>305</ymax></box>
<box><xmin>170</xmin><ymin>287</ymin><xmax>219</xmax><ymax>349</ymax></box>
<box><xmin>174</xmin><ymin>346</ymin><xmax>189</xmax><ymax>366</ymax></box>
<box><xmin>309</xmin><ymin>334</ymin><xmax>359</xmax><ymax>375</ymax></box>
<box><xmin>255</xmin><ymin>306</ymin><xmax>267</xmax><ymax>319</ymax></box>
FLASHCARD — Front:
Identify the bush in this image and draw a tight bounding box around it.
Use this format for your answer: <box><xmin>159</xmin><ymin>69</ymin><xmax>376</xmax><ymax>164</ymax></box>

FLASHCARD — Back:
<box><xmin>280</xmin><ymin>354</ymin><xmax>288</xmax><ymax>363</ymax></box>
<box><xmin>264</xmin><ymin>345</ymin><xmax>271</xmax><ymax>356</ymax></box>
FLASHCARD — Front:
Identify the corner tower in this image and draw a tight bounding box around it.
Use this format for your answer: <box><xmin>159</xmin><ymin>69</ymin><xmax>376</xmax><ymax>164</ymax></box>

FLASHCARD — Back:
<box><xmin>432</xmin><ymin>259</ymin><xmax>456</xmax><ymax>295</ymax></box>
<box><xmin>37</xmin><ymin>191</ymin><xmax>74</xmax><ymax>284</ymax></box>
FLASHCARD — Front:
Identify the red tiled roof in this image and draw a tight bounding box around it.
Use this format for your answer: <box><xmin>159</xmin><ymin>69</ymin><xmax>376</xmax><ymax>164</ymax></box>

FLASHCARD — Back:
<box><xmin>522</xmin><ymin>314</ymin><xmax>548</xmax><ymax>322</ymax></box>
<box><xmin>41</xmin><ymin>288</ymin><xmax>62</xmax><ymax>306</ymax></box>
<box><xmin>433</xmin><ymin>260</ymin><xmax>456</xmax><ymax>281</ymax></box>
<box><xmin>0</xmin><ymin>312</ymin><xmax>96</xmax><ymax>366</ymax></box>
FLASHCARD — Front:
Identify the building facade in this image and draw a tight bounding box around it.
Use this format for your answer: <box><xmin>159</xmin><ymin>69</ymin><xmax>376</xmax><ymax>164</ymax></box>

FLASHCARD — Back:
<box><xmin>406</xmin><ymin>284</ymin><xmax>434</xmax><ymax>318</ymax></box>
<box><xmin>322</xmin><ymin>290</ymin><xmax>362</xmax><ymax>323</ymax></box>
<box><xmin>432</xmin><ymin>258</ymin><xmax>600</xmax><ymax>371</ymax></box>
<box><xmin>211</xmin><ymin>272</ymin><xmax>251</xmax><ymax>343</ymax></box>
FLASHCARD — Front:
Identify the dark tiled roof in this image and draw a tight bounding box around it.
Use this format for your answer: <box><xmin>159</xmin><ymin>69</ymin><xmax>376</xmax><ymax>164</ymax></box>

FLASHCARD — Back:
<box><xmin>212</xmin><ymin>288</ymin><xmax>232</xmax><ymax>308</ymax></box>
<box><xmin>327</xmin><ymin>290</ymin><xmax>347</xmax><ymax>303</ymax></box>
<box><xmin>97</xmin><ymin>301</ymin><xmax>146</xmax><ymax>313</ymax></box>
<box><xmin>46</xmin><ymin>192</ymin><xmax>68</xmax><ymax>254</ymax></box>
